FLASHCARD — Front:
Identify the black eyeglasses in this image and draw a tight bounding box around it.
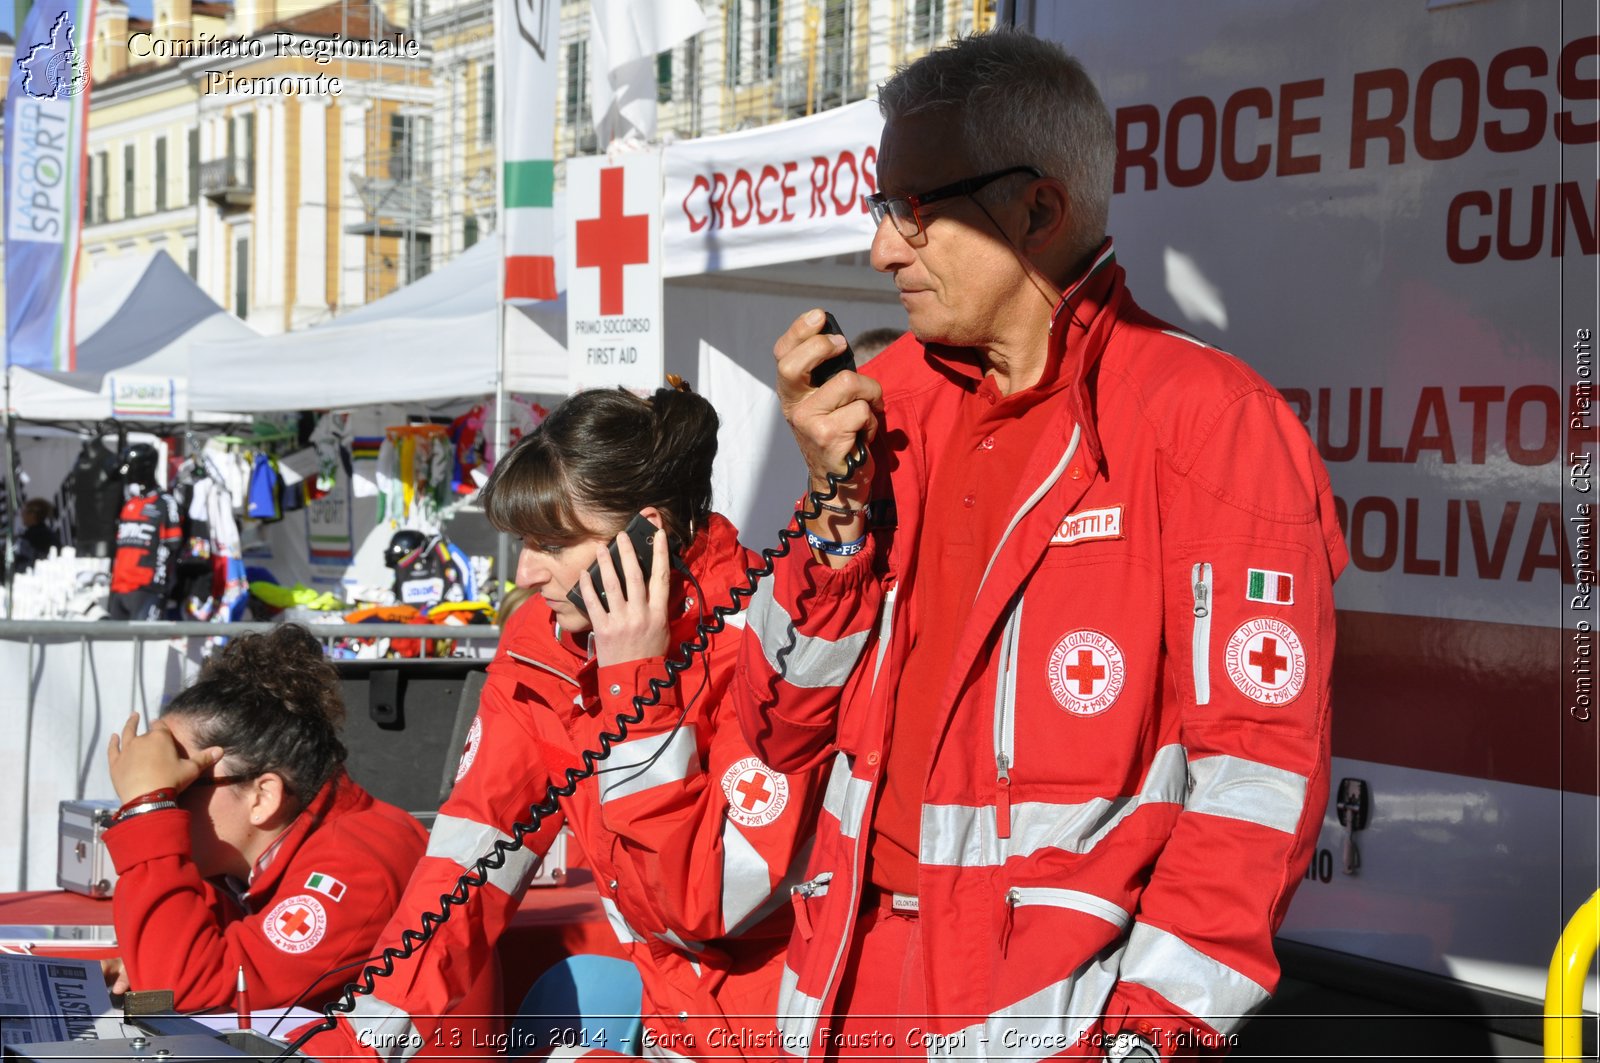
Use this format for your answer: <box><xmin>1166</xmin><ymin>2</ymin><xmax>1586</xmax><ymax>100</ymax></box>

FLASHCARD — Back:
<box><xmin>189</xmin><ymin>773</ymin><xmax>258</xmax><ymax>788</ymax></box>
<box><xmin>862</xmin><ymin>165</ymin><xmax>1044</xmax><ymax>240</ymax></box>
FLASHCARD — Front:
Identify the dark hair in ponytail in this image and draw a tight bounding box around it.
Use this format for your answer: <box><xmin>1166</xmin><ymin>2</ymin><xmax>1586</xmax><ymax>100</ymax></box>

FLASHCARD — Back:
<box><xmin>163</xmin><ymin>624</ymin><xmax>347</xmax><ymax>808</ymax></box>
<box><xmin>480</xmin><ymin>384</ymin><xmax>719</xmax><ymax>547</ymax></box>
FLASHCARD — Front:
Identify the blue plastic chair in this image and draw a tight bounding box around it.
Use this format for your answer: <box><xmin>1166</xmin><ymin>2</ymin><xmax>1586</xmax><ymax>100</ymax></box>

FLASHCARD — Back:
<box><xmin>510</xmin><ymin>954</ymin><xmax>644</xmax><ymax>1057</ymax></box>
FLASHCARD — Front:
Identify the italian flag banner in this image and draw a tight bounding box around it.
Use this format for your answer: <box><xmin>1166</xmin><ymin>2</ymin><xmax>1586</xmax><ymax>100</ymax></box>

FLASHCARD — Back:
<box><xmin>495</xmin><ymin>0</ymin><xmax>558</xmax><ymax>300</ymax></box>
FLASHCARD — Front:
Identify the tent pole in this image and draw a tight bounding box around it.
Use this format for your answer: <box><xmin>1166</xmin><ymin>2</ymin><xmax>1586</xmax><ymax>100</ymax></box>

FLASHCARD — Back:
<box><xmin>3</xmin><ymin>367</ymin><xmax>18</xmax><ymax>619</ymax></box>
<box><xmin>492</xmin><ymin>5</ymin><xmax>511</xmax><ymax>607</ymax></box>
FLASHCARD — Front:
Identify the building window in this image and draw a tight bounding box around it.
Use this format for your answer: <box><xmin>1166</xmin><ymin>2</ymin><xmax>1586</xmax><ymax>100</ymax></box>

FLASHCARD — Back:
<box><xmin>187</xmin><ymin>128</ymin><xmax>199</xmax><ymax>203</ymax></box>
<box><xmin>390</xmin><ymin>112</ymin><xmax>412</xmax><ymax>181</ymax></box>
<box><xmin>565</xmin><ymin>40</ymin><xmax>596</xmax><ymax>152</ymax></box>
<box><xmin>123</xmin><ymin>143</ymin><xmax>136</xmax><ymax>218</ymax></box>
<box><xmin>155</xmin><ymin>136</ymin><xmax>168</xmax><ymax>212</ymax></box>
<box><xmin>728</xmin><ymin>0</ymin><xmax>779</xmax><ymax>86</ymax></box>
<box><xmin>234</xmin><ymin>237</ymin><xmax>249</xmax><ymax>319</ymax></box>
<box><xmin>86</xmin><ymin>153</ymin><xmax>101</xmax><ymax>223</ymax></box>
<box><xmin>463</xmin><ymin>214</ymin><xmax>479</xmax><ymax>249</ymax></box>
<box><xmin>820</xmin><ymin>0</ymin><xmax>852</xmax><ymax>108</ymax></box>
<box><xmin>908</xmin><ymin>0</ymin><xmax>943</xmax><ymax>48</ymax></box>
<box><xmin>405</xmin><ymin>233</ymin><xmax>431</xmax><ymax>284</ymax></box>
<box><xmin>187</xmin><ymin>246</ymin><xmax>198</xmax><ymax>279</ymax></box>
<box><xmin>657</xmin><ymin>51</ymin><xmax>672</xmax><ymax>103</ymax></box>
<box><xmin>481</xmin><ymin>62</ymin><xmax>495</xmax><ymax>145</ymax></box>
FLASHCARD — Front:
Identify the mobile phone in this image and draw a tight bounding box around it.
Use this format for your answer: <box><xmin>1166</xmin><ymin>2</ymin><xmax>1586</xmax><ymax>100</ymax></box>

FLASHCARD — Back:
<box><xmin>566</xmin><ymin>513</ymin><xmax>677</xmax><ymax>618</ymax></box>
<box><xmin>810</xmin><ymin>311</ymin><xmax>857</xmax><ymax>388</ymax></box>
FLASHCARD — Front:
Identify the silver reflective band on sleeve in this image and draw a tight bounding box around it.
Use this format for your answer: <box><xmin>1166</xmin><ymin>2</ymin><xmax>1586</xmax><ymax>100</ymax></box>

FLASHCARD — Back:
<box><xmin>931</xmin><ymin>943</ymin><xmax>1122</xmax><ymax>1062</ymax></box>
<box><xmin>426</xmin><ymin>813</ymin><xmax>539</xmax><ymax>895</ymax></box>
<box><xmin>747</xmin><ymin>576</ymin><xmax>871</xmax><ymax>689</ymax></box>
<box><xmin>922</xmin><ymin>744</ymin><xmax>1188</xmax><ymax>865</ymax></box>
<box><xmin>1186</xmin><ymin>754</ymin><xmax>1308</xmax><ymax>834</ymax></box>
<box><xmin>820</xmin><ymin>751</ymin><xmax>871</xmax><ymax>839</ymax></box>
<box><xmin>776</xmin><ymin>962</ymin><xmax>823</xmax><ymax>1056</ymax></box>
<box><xmin>1119</xmin><ymin>922</ymin><xmax>1269</xmax><ymax>1033</ymax></box>
<box><xmin>721</xmin><ymin>816</ymin><xmax>777</xmax><ymax>933</ymax></box>
<box><xmin>347</xmin><ymin>995</ymin><xmax>426</xmax><ymax>1063</ymax></box>
<box><xmin>600</xmin><ymin>894</ymin><xmax>646</xmax><ymax>944</ymax></box>
<box><xmin>1007</xmin><ymin>886</ymin><xmax>1132</xmax><ymax>932</ymax></box>
<box><xmin>596</xmin><ymin>726</ymin><xmax>700</xmax><ymax>806</ymax></box>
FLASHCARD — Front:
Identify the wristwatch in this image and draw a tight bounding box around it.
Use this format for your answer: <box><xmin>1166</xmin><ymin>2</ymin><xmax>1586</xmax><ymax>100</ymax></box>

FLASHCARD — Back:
<box><xmin>1106</xmin><ymin>1031</ymin><xmax>1161</xmax><ymax>1063</ymax></box>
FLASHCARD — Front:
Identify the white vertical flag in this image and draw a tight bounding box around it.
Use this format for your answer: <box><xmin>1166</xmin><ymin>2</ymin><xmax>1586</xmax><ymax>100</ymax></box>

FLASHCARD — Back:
<box><xmin>589</xmin><ymin>0</ymin><xmax>706</xmax><ymax>142</ymax></box>
<box><xmin>496</xmin><ymin>0</ymin><xmax>560</xmax><ymax>300</ymax></box>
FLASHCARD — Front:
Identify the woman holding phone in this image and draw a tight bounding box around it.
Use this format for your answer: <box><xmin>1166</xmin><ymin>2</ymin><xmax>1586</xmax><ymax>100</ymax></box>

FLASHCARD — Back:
<box><xmin>309</xmin><ymin>381</ymin><xmax>827</xmax><ymax>1061</ymax></box>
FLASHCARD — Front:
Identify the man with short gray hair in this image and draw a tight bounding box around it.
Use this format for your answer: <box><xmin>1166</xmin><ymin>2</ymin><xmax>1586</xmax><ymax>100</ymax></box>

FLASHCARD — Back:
<box><xmin>737</xmin><ymin>28</ymin><xmax>1348</xmax><ymax>1061</ymax></box>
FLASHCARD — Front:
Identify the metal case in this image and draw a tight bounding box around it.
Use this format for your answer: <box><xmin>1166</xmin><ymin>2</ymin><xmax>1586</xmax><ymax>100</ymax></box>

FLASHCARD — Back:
<box><xmin>57</xmin><ymin>800</ymin><xmax>119</xmax><ymax>898</ymax></box>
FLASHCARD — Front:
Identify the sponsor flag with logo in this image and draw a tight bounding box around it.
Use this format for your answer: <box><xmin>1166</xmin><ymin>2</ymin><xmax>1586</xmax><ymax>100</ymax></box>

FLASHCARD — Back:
<box><xmin>495</xmin><ymin>0</ymin><xmax>559</xmax><ymax>301</ymax></box>
<box><xmin>3</xmin><ymin>0</ymin><xmax>95</xmax><ymax>369</ymax></box>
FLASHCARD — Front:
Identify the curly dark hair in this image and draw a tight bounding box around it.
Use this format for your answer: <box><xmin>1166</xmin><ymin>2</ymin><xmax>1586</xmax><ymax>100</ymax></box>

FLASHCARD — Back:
<box><xmin>163</xmin><ymin>624</ymin><xmax>347</xmax><ymax>808</ymax></box>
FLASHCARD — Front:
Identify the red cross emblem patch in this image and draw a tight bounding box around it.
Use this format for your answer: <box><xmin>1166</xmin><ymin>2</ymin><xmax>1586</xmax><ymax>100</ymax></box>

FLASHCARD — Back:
<box><xmin>262</xmin><ymin>894</ymin><xmax>328</xmax><ymax>955</ymax></box>
<box><xmin>1225</xmin><ymin>617</ymin><xmax>1307</xmax><ymax>705</ymax></box>
<box><xmin>1047</xmin><ymin>629</ymin><xmax>1126</xmax><ymax>716</ymax></box>
<box><xmin>720</xmin><ymin>757</ymin><xmax>788</xmax><ymax>828</ymax></box>
<box><xmin>455</xmin><ymin>715</ymin><xmax>483</xmax><ymax>784</ymax></box>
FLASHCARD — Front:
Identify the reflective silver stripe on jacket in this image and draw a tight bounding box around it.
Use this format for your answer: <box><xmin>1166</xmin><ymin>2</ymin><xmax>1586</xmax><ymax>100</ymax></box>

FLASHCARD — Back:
<box><xmin>747</xmin><ymin>576</ymin><xmax>872</xmax><ymax>689</ymax></box>
<box><xmin>426</xmin><ymin>813</ymin><xmax>540</xmax><ymax>896</ymax></box>
<box><xmin>1118</xmin><ymin>922</ymin><xmax>1269</xmax><ymax>1033</ymax></box>
<box><xmin>595</xmin><ymin>726</ymin><xmax>701</xmax><ymax>806</ymax></box>
<box><xmin>720</xmin><ymin>816</ymin><xmax>775</xmax><ymax>932</ymax></box>
<box><xmin>347</xmin><ymin>995</ymin><xmax>426</xmax><ymax>1063</ymax></box>
<box><xmin>820</xmin><ymin>750</ymin><xmax>871</xmax><ymax>839</ymax></box>
<box><xmin>1186</xmin><ymin>754</ymin><xmax>1308</xmax><ymax>834</ymax></box>
<box><xmin>776</xmin><ymin>962</ymin><xmax>824</xmax><ymax>1056</ymax></box>
<box><xmin>920</xmin><ymin>744</ymin><xmax>1189</xmax><ymax>866</ymax></box>
<box><xmin>929</xmin><ymin>943</ymin><xmax>1122</xmax><ymax>1061</ymax></box>
<box><xmin>727</xmin><ymin>832</ymin><xmax>816</xmax><ymax>938</ymax></box>
<box><xmin>600</xmin><ymin>894</ymin><xmax>646</xmax><ymax>945</ymax></box>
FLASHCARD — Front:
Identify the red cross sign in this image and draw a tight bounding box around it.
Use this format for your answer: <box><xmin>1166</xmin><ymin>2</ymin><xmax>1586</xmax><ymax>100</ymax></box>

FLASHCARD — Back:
<box><xmin>575</xmin><ymin>167</ymin><xmax>650</xmax><ymax>316</ymax></box>
<box><xmin>1048</xmin><ymin>630</ymin><xmax>1126</xmax><ymax>717</ymax></box>
<box><xmin>566</xmin><ymin>152</ymin><xmax>665</xmax><ymax>392</ymax></box>
<box><xmin>734</xmin><ymin>770</ymin><xmax>775</xmax><ymax>812</ymax></box>
<box><xmin>278</xmin><ymin>907</ymin><xmax>313</xmax><ymax>938</ymax></box>
<box><xmin>1226</xmin><ymin>618</ymin><xmax>1307</xmax><ymax>706</ymax></box>
<box><xmin>263</xmin><ymin>894</ymin><xmax>327</xmax><ymax>954</ymax></box>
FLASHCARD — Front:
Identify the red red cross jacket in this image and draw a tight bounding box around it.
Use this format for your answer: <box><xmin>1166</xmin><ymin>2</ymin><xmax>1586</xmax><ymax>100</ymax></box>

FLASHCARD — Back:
<box><xmin>308</xmin><ymin>513</ymin><xmax>827</xmax><ymax>1062</ymax></box>
<box><xmin>110</xmin><ymin>490</ymin><xmax>182</xmax><ymax>595</ymax></box>
<box><xmin>733</xmin><ymin>245</ymin><xmax>1350</xmax><ymax>1060</ymax></box>
<box><xmin>105</xmin><ymin>770</ymin><xmax>429</xmax><ymax>1012</ymax></box>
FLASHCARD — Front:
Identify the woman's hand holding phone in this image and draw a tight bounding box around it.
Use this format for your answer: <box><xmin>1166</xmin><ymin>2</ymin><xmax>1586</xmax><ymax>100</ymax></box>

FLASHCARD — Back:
<box><xmin>579</xmin><ymin>518</ymin><xmax>673</xmax><ymax>668</ymax></box>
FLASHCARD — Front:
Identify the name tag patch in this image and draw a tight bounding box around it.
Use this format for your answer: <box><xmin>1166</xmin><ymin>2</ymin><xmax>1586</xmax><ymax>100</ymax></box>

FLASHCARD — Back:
<box><xmin>1050</xmin><ymin>505</ymin><xmax>1124</xmax><ymax>546</ymax></box>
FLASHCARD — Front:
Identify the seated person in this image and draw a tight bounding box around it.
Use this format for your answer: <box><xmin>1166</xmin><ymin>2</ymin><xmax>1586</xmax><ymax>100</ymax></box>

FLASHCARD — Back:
<box><xmin>103</xmin><ymin>624</ymin><xmax>429</xmax><ymax>1011</ymax></box>
<box><xmin>15</xmin><ymin>497</ymin><xmax>61</xmax><ymax>573</ymax></box>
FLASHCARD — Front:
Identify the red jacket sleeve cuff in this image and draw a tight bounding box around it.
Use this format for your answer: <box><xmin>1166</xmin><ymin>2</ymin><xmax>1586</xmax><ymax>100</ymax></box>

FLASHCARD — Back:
<box><xmin>595</xmin><ymin>656</ymin><xmax>684</xmax><ymax>729</ymax></box>
<box><xmin>104</xmin><ymin>808</ymin><xmax>192</xmax><ymax>872</ymax></box>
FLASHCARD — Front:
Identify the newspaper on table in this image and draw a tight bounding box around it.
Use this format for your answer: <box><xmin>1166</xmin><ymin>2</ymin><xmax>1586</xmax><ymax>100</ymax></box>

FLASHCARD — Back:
<box><xmin>0</xmin><ymin>953</ymin><xmax>121</xmax><ymax>1047</ymax></box>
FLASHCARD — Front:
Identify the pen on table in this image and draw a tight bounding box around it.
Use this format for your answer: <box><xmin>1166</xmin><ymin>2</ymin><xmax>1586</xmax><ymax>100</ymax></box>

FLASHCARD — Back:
<box><xmin>235</xmin><ymin>965</ymin><xmax>251</xmax><ymax>1030</ymax></box>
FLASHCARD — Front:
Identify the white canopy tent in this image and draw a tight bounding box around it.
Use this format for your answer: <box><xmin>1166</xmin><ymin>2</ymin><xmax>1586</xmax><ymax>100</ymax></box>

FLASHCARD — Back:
<box><xmin>5</xmin><ymin>250</ymin><xmax>256</xmax><ymax>422</ymax></box>
<box><xmin>187</xmin><ymin>240</ymin><xmax>570</xmax><ymax>412</ymax></box>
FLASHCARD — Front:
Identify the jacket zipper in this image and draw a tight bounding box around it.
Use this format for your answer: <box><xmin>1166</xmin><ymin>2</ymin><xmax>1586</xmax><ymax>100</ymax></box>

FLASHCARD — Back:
<box><xmin>788</xmin><ymin>872</ymin><xmax>833</xmax><ymax>941</ymax></box>
<box><xmin>1002</xmin><ymin>885</ymin><xmax>1133</xmax><ymax>953</ymax></box>
<box><xmin>1191</xmin><ymin>562</ymin><xmax>1212</xmax><ymax>705</ymax></box>
<box><xmin>869</xmin><ymin>584</ymin><xmax>899</xmax><ymax>694</ymax></box>
<box><xmin>993</xmin><ymin>596</ymin><xmax>1023</xmax><ymax>839</ymax></box>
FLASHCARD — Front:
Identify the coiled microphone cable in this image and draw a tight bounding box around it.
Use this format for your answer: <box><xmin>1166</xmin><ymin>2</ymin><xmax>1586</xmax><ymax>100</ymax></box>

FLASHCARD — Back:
<box><xmin>279</xmin><ymin>439</ymin><xmax>871</xmax><ymax>1060</ymax></box>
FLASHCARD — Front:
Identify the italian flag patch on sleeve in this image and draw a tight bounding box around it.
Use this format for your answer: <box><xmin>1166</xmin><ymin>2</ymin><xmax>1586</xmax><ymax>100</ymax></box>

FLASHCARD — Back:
<box><xmin>305</xmin><ymin>872</ymin><xmax>347</xmax><ymax>902</ymax></box>
<box><xmin>1246</xmin><ymin>568</ymin><xmax>1294</xmax><ymax>605</ymax></box>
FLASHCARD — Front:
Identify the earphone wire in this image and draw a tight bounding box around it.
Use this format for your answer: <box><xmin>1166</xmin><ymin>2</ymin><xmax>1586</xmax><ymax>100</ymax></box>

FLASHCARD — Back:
<box><xmin>277</xmin><ymin>441</ymin><xmax>869</xmax><ymax>1059</ymax></box>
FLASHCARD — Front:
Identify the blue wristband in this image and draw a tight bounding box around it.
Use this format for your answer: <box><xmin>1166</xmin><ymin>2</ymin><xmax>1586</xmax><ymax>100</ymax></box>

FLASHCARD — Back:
<box><xmin>806</xmin><ymin>530</ymin><xmax>867</xmax><ymax>557</ymax></box>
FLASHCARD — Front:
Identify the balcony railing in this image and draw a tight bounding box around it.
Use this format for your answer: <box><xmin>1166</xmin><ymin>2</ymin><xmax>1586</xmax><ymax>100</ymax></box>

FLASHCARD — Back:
<box><xmin>199</xmin><ymin>156</ymin><xmax>253</xmax><ymax>210</ymax></box>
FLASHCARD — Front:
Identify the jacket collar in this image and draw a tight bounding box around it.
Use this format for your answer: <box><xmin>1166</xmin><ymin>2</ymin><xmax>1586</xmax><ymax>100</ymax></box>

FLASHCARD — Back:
<box><xmin>244</xmin><ymin>769</ymin><xmax>366</xmax><ymax>900</ymax></box>
<box><xmin>918</xmin><ymin>239</ymin><xmax>1122</xmax><ymax>465</ymax></box>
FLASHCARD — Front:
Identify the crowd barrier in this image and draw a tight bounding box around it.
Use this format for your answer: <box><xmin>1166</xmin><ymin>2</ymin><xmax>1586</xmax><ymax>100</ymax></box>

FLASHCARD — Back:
<box><xmin>0</xmin><ymin>621</ymin><xmax>501</xmax><ymax>891</ymax></box>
